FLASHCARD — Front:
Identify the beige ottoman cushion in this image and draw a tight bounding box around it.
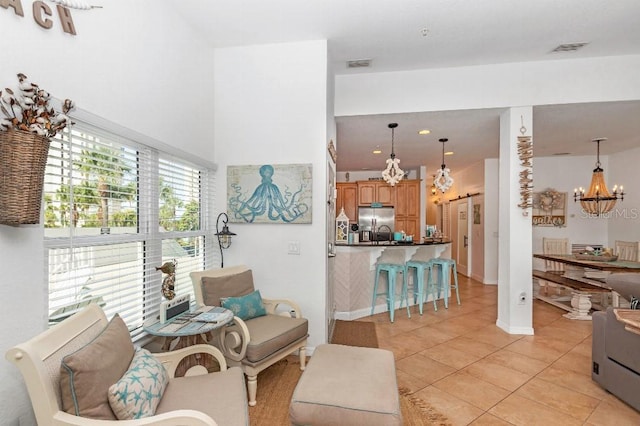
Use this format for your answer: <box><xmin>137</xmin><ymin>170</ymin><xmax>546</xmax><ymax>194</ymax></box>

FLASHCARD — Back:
<box><xmin>290</xmin><ymin>344</ymin><xmax>402</xmax><ymax>426</ymax></box>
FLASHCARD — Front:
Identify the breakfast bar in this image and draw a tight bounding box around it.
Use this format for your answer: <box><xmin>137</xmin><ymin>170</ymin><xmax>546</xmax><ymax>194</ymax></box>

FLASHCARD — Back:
<box><xmin>333</xmin><ymin>240</ymin><xmax>451</xmax><ymax>320</ymax></box>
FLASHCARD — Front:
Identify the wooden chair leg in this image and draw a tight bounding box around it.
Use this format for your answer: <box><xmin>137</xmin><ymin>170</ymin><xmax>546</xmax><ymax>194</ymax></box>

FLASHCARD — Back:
<box><xmin>247</xmin><ymin>374</ymin><xmax>258</xmax><ymax>406</ymax></box>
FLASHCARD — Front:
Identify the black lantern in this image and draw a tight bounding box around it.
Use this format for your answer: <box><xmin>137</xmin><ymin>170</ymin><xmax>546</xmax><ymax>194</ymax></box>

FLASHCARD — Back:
<box><xmin>214</xmin><ymin>212</ymin><xmax>236</xmax><ymax>267</ymax></box>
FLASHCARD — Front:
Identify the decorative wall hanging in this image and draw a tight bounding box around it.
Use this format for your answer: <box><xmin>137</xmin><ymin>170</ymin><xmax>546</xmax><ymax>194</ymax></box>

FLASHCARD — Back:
<box><xmin>573</xmin><ymin>137</ymin><xmax>625</xmax><ymax>216</ymax></box>
<box><xmin>0</xmin><ymin>73</ymin><xmax>74</xmax><ymax>226</ymax></box>
<box><xmin>473</xmin><ymin>204</ymin><xmax>481</xmax><ymax>225</ymax></box>
<box><xmin>532</xmin><ymin>188</ymin><xmax>567</xmax><ymax>227</ymax></box>
<box><xmin>434</xmin><ymin>138</ymin><xmax>454</xmax><ymax>192</ymax></box>
<box><xmin>381</xmin><ymin>122</ymin><xmax>405</xmax><ymax>186</ymax></box>
<box><xmin>227</xmin><ymin>163</ymin><xmax>312</xmax><ymax>224</ymax></box>
<box><xmin>327</xmin><ymin>139</ymin><xmax>337</xmax><ymax>164</ymax></box>
<box><xmin>516</xmin><ymin>118</ymin><xmax>533</xmax><ymax>215</ymax></box>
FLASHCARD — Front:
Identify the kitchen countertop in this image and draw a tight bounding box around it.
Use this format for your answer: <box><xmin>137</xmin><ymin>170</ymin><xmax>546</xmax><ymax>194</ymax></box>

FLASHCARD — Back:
<box><xmin>337</xmin><ymin>240</ymin><xmax>451</xmax><ymax>247</ymax></box>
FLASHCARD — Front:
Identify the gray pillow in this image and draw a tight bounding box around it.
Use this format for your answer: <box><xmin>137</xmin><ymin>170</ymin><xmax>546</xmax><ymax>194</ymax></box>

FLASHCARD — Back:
<box><xmin>201</xmin><ymin>269</ymin><xmax>255</xmax><ymax>306</ymax></box>
<box><xmin>60</xmin><ymin>314</ymin><xmax>135</xmax><ymax>419</ymax></box>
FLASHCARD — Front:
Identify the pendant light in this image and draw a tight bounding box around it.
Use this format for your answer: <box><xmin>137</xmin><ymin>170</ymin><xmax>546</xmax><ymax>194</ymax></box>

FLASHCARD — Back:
<box><xmin>381</xmin><ymin>122</ymin><xmax>405</xmax><ymax>186</ymax></box>
<box><xmin>434</xmin><ymin>138</ymin><xmax>454</xmax><ymax>192</ymax></box>
<box><xmin>573</xmin><ymin>138</ymin><xmax>624</xmax><ymax>216</ymax></box>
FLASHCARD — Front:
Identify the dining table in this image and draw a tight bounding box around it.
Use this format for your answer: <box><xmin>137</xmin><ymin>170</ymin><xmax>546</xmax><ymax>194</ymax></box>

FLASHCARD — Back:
<box><xmin>533</xmin><ymin>254</ymin><xmax>640</xmax><ymax>273</ymax></box>
<box><xmin>533</xmin><ymin>253</ymin><xmax>640</xmax><ymax>320</ymax></box>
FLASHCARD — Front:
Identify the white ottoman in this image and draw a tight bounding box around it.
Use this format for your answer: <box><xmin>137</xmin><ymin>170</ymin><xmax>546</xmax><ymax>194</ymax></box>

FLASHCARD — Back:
<box><xmin>289</xmin><ymin>344</ymin><xmax>402</xmax><ymax>425</ymax></box>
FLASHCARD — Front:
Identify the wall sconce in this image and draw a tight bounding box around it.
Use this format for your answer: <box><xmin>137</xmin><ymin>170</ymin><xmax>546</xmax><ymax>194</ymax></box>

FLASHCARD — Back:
<box><xmin>215</xmin><ymin>212</ymin><xmax>236</xmax><ymax>268</ymax></box>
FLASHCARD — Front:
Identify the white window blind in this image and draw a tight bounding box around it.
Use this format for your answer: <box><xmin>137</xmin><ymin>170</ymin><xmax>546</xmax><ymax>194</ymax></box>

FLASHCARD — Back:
<box><xmin>44</xmin><ymin>119</ymin><xmax>216</xmax><ymax>340</ymax></box>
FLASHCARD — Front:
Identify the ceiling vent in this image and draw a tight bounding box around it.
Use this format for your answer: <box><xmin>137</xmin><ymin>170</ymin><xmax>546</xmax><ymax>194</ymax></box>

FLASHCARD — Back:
<box><xmin>551</xmin><ymin>43</ymin><xmax>588</xmax><ymax>53</ymax></box>
<box><xmin>347</xmin><ymin>59</ymin><xmax>372</xmax><ymax>68</ymax></box>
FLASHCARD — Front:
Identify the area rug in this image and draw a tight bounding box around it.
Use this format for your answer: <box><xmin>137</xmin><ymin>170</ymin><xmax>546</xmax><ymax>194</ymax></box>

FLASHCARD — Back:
<box><xmin>330</xmin><ymin>319</ymin><xmax>378</xmax><ymax>348</ymax></box>
<box><xmin>248</xmin><ymin>358</ymin><xmax>452</xmax><ymax>425</ymax></box>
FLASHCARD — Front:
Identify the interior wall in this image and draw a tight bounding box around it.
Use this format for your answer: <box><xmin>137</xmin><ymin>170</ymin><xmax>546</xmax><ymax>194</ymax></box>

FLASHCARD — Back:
<box><xmin>335</xmin><ymin>55</ymin><xmax>640</xmax><ymax>116</ymax></box>
<box><xmin>0</xmin><ymin>3</ymin><xmax>216</xmax><ymax>424</ymax></box>
<box><xmin>484</xmin><ymin>159</ymin><xmax>499</xmax><ymax>285</ymax></box>
<box><xmin>531</xmin><ymin>155</ymin><xmax>612</xmax><ymax>269</ymax></box>
<box><xmin>212</xmin><ymin>40</ymin><xmax>330</xmax><ymax>351</ymax></box>
<box><xmin>608</xmin><ymin>146</ymin><xmax>640</xmax><ymax>246</ymax></box>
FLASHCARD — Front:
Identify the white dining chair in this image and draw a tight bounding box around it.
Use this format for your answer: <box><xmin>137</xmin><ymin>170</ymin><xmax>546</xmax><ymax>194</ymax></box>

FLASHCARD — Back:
<box><xmin>539</xmin><ymin>237</ymin><xmax>570</xmax><ymax>297</ymax></box>
<box><xmin>614</xmin><ymin>240</ymin><xmax>640</xmax><ymax>262</ymax></box>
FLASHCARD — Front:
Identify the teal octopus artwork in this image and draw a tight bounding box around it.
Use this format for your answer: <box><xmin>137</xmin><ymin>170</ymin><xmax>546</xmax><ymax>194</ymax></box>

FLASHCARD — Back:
<box><xmin>227</xmin><ymin>164</ymin><xmax>312</xmax><ymax>223</ymax></box>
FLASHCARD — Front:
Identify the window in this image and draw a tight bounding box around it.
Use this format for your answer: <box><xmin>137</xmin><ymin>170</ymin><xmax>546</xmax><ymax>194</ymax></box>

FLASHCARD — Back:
<box><xmin>44</xmin><ymin>119</ymin><xmax>216</xmax><ymax>340</ymax></box>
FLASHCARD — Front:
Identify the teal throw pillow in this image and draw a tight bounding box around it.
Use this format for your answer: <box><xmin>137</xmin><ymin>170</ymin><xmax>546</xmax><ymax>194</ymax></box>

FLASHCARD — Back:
<box><xmin>108</xmin><ymin>347</ymin><xmax>169</xmax><ymax>420</ymax></box>
<box><xmin>221</xmin><ymin>290</ymin><xmax>267</xmax><ymax>320</ymax></box>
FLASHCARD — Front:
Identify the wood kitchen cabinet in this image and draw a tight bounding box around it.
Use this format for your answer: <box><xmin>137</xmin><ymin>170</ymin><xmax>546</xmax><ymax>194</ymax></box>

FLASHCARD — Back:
<box><xmin>336</xmin><ymin>182</ymin><xmax>358</xmax><ymax>222</ymax></box>
<box><xmin>395</xmin><ymin>179</ymin><xmax>421</xmax><ymax>238</ymax></box>
<box><xmin>357</xmin><ymin>181</ymin><xmax>394</xmax><ymax>206</ymax></box>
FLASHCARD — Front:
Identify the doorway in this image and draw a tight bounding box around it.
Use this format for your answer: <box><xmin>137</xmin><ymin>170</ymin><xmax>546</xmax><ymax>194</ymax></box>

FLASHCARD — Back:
<box><xmin>457</xmin><ymin>201</ymin><xmax>470</xmax><ymax>276</ymax></box>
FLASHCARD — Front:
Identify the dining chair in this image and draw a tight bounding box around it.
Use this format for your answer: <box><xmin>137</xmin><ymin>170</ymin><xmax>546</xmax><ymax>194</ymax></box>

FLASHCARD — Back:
<box><xmin>539</xmin><ymin>237</ymin><xmax>570</xmax><ymax>297</ymax></box>
<box><xmin>614</xmin><ymin>240</ymin><xmax>640</xmax><ymax>262</ymax></box>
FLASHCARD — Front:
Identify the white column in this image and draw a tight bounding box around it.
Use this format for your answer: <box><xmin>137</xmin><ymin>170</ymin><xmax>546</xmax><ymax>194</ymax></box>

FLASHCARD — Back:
<box><xmin>497</xmin><ymin>107</ymin><xmax>534</xmax><ymax>335</ymax></box>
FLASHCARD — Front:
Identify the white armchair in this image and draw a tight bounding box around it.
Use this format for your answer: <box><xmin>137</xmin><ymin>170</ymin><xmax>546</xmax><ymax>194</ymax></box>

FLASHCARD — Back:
<box><xmin>5</xmin><ymin>303</ymin><xmax>249</xmax><ymax>426</ymax></box>
<box><xmin>190</xmin><ymin>265</ymin><xmax>308</xmax><ymax>406</ymax></box>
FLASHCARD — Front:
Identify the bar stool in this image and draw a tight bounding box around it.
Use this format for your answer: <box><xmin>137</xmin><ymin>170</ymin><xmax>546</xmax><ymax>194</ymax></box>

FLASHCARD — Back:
<box><xmin>371</xmin><ymin>263</ymin><xmax>411</xmax><ymax>322</ymax></box>
<box><xmin>430</xmin><ymin>258</ymin><xmax>460</xmax><ymax>309</ymax></box>
<box><xmin>405</xmin><ymin>260</ymin><xmax>438</xmax><ymax>315</ymax></box>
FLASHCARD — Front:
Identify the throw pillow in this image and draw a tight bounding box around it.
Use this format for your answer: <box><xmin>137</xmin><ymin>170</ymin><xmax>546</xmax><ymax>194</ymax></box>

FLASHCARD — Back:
<box><xmin>59</xmin><ymin>314</ymin><xmax>135</xmax><ymax>420</ymax></box>
<box><xmin>221</xmin><ymin>290</ymin><xmax>267</xmax><ymax>320</ymax></box>
<box><xmin>108</xmin><ymin>347</ymin><xmax>169</xmax><ymax>420</ymax></box>
<box><xmin>631</xmin><ymin>296</ymin><xmax>640</xmax><ymax>309</ymax></box>
<box><xmin>201</xmin><ymin>269</ymin><xmax>255</xmax><ymax>306</ymax></box>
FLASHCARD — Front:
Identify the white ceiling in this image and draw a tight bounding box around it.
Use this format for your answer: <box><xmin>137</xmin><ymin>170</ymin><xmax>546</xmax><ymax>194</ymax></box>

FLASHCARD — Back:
<box><xmin>173</xmin><ymin>0</ymin><xmax>640</xmax><ymax>173</ymax></box>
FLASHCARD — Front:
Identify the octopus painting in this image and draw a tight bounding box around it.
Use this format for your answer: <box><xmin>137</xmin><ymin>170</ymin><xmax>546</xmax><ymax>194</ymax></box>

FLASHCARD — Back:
<box><xmin>227</xmin><ymin>164</ymin><xmax>312</xmax><ymax>224</ymax></box>
<box><xmin>156</xmin><ymin>259</ymin><xmax>176</xmax><ymax>300</ymax></box>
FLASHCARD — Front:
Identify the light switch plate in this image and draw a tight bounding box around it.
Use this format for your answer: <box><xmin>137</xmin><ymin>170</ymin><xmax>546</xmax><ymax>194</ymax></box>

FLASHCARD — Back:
<box><xmin>288</xmin><ymin>241</ymin><xmax>300</xmax><ymax>255</ymax></box>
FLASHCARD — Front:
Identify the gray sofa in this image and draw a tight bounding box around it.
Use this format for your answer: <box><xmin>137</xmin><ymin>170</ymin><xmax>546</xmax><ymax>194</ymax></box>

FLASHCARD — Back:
<box><xmin>592</xmin><ymin>306</ymin><xmax>640</xmax><ymax>410</ymax></box>
<box><xmin>605</xmin><ymin>273</ymin><xmax>640</xmax><ymax>305</ymax></box>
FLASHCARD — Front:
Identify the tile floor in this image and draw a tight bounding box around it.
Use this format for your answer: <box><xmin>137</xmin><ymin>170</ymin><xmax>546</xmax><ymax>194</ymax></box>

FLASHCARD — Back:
<box><xmin>360</xmin><ymin>274</ymin><xmax>640</xmax><ymax>425</ymax></box>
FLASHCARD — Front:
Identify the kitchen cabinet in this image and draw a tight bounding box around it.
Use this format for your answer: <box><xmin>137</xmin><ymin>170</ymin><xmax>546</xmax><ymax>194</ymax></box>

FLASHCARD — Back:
<box><xmin>357</xmin><ymin>181</ymin><xmax>394</xmax><ymax>206</ymax></box>
<box><xmin>395</xmin><ymin>180</ymin><xmax>421</xmax><ymax>238</ymax></box>
<box><xmin>336</xmin><ymin>183</ymin><xmax>358</xmax><ymax>222</ymax></box>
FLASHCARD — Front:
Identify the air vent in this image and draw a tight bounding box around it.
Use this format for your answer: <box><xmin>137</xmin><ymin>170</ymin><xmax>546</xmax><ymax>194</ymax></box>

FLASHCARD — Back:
<box><xmin>551</xmin><ymin>43</ymin><xmax>588</xmax><ymax>53</ymax></box>
<box><xmin>347</xmin><ymin>59</ymin><xmax>372</xmax><ymax>68</ymax></box>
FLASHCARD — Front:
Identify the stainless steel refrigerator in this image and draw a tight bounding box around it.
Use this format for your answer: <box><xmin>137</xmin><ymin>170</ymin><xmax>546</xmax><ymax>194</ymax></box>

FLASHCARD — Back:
<box><xmin>358</xmin><ymin>206</ymin><xmax>395</xmax><ymax>241</ymax></box>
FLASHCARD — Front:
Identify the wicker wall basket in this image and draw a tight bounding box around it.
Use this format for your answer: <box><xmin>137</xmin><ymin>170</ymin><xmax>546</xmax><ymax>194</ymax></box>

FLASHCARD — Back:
<box><xmin>0</xmin><ymin>129</ymin><xmax>51</xmax><ymax>226</ymax></box>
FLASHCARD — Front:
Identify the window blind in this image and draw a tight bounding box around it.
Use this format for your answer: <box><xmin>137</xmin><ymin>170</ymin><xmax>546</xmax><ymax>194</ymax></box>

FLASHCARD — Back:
<box><xmin>44</xmin><ymin>119</ymin><xmax>216</xmax><ymax>340</ymax></box>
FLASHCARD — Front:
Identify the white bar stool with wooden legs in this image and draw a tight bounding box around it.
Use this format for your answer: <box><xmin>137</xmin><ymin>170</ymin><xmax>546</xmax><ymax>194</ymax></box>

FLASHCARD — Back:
<box><xmin>430</xmin><ymin>258</ymin><xmax>460</xmax><ymax>309</ymax></box>
<box><xmin>371</xmin><ymin>263</ymin><xmax>411</xmax><ymax>322</ymax></box>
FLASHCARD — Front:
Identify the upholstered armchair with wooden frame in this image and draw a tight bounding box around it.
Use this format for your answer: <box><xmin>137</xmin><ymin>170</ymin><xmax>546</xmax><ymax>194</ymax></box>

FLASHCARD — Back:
<box><xmin>190</xmin><ymin>265</ymin><xmax>308</xmax><ymax>406</ymax></box>
<box><xmin>5</xmin><ymin>303</ymin><xmax>249</xmax><ymax>426</ymax></box>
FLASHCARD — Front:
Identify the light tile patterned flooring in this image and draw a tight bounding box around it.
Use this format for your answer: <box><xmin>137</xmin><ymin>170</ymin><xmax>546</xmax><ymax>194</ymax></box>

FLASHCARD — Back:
<box><xmin>359</xmin><ymin>274</ymin><xmax>640</xmax><ymax>425</ymax></box>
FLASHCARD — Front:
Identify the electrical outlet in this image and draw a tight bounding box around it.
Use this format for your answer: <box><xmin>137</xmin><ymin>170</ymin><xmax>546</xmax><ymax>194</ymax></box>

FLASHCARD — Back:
<box><xmin>288</xmin><ymin>241</ymin><xmax>300</xmax><ymax>255</ymax></box>
<box><xmin>518</xmin><ymin>292</ymin><xmax>526</xmax><ymax>305</ymax></box>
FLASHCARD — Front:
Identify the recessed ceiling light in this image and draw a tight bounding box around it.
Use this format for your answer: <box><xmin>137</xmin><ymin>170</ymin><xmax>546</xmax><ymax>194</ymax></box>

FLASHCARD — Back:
<box><xmin>551</xmin><ymin>42</ymin><xmax>588</xmax><ymax>53</ymax></box>
<box><xmin>373</xmin><ymin>149</ymin><xmax>382</xmax><ymax>154</ymax></box>
<box><xmin>445</xmin><ymin>151</ymin><xmax>454</xmax><ymax>156</ymax></box>
<box><xmin>347</xmin><ymin>59</ymin><xmax>372</xmax><ymax>68</ymax></box>
<box><xmin>418</xmin><ymin>129</ymin><xmax>431</xmax><ymax>135</ymax></box>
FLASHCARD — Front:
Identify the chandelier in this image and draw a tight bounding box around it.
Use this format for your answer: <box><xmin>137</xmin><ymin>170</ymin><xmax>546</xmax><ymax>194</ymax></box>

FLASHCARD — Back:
<box><xmin>381</xmin><ymin>122</ymin><xmax>405</xmax><ymax>186</ymax></box>
<box><xmin>434</xmin><ymin>138</ymin><xmax>454</xmax><ymax>193</ymax></box>
<box><xmin>573</xmin><ymin>138</ymin><xmax>624</xmax><ymax>216</ymax></box>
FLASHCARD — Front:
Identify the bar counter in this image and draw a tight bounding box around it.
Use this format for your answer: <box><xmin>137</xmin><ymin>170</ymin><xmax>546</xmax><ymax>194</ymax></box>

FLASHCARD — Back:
<box><xmin>333</xmin><ymin>240</ymin><xmax>451</xmax><ymax>320</ymax></box>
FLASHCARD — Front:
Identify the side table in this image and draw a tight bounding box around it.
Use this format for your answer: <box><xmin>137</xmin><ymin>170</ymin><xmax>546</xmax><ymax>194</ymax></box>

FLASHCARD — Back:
<box><xmin>144</xmin><ymin>305</ymin><xmax>234</xmax><ymax>376</ymax></box>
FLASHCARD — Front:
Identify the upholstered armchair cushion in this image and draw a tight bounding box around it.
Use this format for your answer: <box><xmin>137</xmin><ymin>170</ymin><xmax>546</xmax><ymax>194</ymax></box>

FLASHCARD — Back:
<box><xmin>201</xmin><ymin>269</ymin><xmax>254</xmax><ymax>306</ymax></box>
<box><xmin>243</xmin><ymin>315</ymin><xmax>309</xmax><ymax>364</ymax></box>
<box><xmin>156</xmin><ymin>366</ymin><xmax>249</xmax><ymax>425</ymax></box>
<box><xmin>59</xmin><ymin>314</ymin><xmax>135</xmax><ymax>420</ymax></box>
